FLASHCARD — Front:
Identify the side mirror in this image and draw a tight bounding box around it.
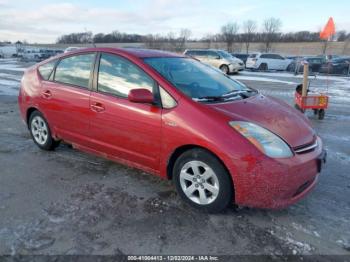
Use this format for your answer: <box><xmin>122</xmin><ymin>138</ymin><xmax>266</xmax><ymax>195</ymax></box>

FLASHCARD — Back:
<box><xmin>216</xmin><ymin>56</ymin><xmax>221</xmax><ymax>60</ymax></box>
<box><xmin>128</xmin><ymin>89</ymin><xmax>154</xmax><ymax>104</ymax></box>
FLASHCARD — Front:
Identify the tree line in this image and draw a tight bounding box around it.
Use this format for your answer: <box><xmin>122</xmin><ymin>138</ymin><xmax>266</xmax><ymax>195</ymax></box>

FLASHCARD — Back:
<box><xmin>56</xmin><ymin>17</ymin><xmax>350</xmax><ymax>53</ymax></box>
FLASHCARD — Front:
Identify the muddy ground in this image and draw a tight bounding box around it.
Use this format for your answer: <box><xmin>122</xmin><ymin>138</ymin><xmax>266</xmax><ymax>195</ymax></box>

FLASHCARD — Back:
<box><xmin>0</xmin><ymin>59</ymin><xmax>349</xmax><ymax>257</ymax></box>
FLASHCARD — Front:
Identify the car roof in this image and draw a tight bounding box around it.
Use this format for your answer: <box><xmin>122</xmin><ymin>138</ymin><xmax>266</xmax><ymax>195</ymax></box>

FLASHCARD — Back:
<box><xmin>185</xmin><ymin>49</ymin><xmax>223</xmax><ymax>52</ymax></box>
<box><xmin>66</xmin><ymin>47</ymin><xmax>184</xmax><ymax>58</ymax></box>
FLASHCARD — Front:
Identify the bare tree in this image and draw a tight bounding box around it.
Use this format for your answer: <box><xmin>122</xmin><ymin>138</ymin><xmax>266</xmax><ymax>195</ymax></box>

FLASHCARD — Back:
<box><xmin>178</xmin><ymin>28</ymin><xmax>192</xmax><ymax>51</ymax></box>
<box><xmin>221</xmin><ymin>22</ymin><xmax>239</xmax><ymax>52</ymax></box>
<box><xmin>262</xmin><ymin>17</ymin><xmax>282</xmax><ymax>52</ymax></box>
<box><xmin>343</xmin><ymin>37</ymin><xmax>350</xmax><ymax>55</ymax></box>
<box><xmin>242</xmin><ymin>20</ymin><xmax>257</xmax><ymax>54</ymax></box>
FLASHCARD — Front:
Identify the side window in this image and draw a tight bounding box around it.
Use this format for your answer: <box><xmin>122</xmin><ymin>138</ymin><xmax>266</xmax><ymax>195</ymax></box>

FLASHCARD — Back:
<box><xmin>159</xmin><ymin>86</ymin><xmax>177</xmax><ymax>109</ymax></box>
<box><xmin>54</xmin><ymin>54</ymin><xmax>95</xmax><ymax>88</ymax></box>
<box><xmin>196</xmin><ymin>51</ymin><xmax>206</xmax><ymax>57</ymax></box>
<box><xmin>98</xmin><ymin>53</ymin><xmax>154</xmax><ymax>98</ymax></box>
<box><xmin>274</xmin><ymin>55</ymin><xmax>284</xmax><ymax>60</ymax></box>
<box><xmin>206</xmin><ymin>51</ymin><xmax>218</xmax><ymax>59</ymax></box>
<box><xmin>260</xmin><ymin>54</ymin><xmax>268</xmax><ymax>59</ymax></box>
<box><xmin>38</xmin><ymin>60</ymin><xmax>56</xmax><ymax>80</ymax></box>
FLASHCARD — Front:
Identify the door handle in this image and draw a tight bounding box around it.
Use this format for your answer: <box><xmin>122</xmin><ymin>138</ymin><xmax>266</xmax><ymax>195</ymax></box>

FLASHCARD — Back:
<box><xmin>42</xmin><ymin>90</ymin><xmax>52</xmax><ymax>99</ymax></box>
<box><xmin>90</xmin><ymin>102</ymin><xmax>105</xmax><ymax>112</ymax></box>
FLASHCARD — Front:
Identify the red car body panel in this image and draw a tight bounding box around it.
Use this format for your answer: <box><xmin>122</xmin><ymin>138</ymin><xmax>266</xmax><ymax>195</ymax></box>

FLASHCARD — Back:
<box><xmin>18</xmin><ymin>47</ymin><xmax>324</xmax><ymax>209</ymax></box>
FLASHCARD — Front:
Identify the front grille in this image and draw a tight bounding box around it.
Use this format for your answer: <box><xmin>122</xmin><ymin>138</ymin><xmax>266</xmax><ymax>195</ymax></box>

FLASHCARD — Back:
<box><xmin>294</xmin><ymin>139</ymin><xmax>318</xmax><ymax>154</ymax></box>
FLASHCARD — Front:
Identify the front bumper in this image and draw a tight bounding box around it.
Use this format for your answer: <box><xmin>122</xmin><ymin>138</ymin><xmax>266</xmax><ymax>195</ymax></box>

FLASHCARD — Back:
<box><xmin>231</xmin><ymin>137</ymin><xmax>325</xmax><ymax>209</ymax></box>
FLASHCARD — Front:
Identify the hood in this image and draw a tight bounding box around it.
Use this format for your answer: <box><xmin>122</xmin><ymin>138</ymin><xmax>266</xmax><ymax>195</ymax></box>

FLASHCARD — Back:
<box><xmin>209</xmin><ymin>95</ymin><xmax>315</xmax><ymax>148</ymax></box>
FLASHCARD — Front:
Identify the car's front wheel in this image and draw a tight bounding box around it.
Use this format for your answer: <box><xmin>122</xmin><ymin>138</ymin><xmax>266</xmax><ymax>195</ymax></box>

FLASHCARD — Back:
<box><xmin>29</xmin><ymin>111</ymin><xmax>59</xmax><ymax>150</ymax></box>
<box><xmin>173</xmin><ymin>149</ymin><xmax>233</xmax><ymax>213</ymax></box>
<box><xmin>219</xmin><ymin>65</ymin><xmax>229</xmax><ymax>74</ymax></box>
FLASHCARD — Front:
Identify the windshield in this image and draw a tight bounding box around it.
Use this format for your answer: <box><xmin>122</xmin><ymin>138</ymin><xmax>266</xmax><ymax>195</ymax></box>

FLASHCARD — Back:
<box><xmin>217</xmin><ymin>51</ymin><xmax>232</xmax><ymax>59</ymax></box>
<box><xmin>144</xmin><ymin>57</ymin><xmax>254</xmax><ymax>102</ymax></box>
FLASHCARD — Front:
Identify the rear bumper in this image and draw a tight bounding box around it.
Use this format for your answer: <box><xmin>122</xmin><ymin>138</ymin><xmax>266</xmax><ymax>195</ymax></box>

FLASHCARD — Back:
<box><xmin>245</xmin><ymin>63</ymin><xmax>257</xmax><ymax>69</ymax></box>
<box><xmin>230</xmin><ymin>137</ymin><xmax>325</xmax><ymax>209</ymax></box>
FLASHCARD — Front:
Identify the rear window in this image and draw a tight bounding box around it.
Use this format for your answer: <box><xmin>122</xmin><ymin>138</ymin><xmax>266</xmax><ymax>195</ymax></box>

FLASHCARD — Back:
<box><xmin>54</xmin><ymin>53</ymin><xmax>95</xmax><ymax>88</ymax></box>
<box><xmin>38</xmin><ymin>60</ymin><xmax>56</xmax><ymax>80</ymax></box>
<box><xmin>249</xmin><ymin>54</ymin><xmax>257</xmax><ymax>58</ymax></box>
<box><xmin>333</xmin><ymin>58</ymin><xmax>350</xmax><ymax>63</ymax></box>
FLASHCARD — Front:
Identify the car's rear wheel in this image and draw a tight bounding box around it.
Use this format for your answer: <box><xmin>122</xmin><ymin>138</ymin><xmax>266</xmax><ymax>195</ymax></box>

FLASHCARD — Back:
<box><xmin>173</xmin><ymin>148</ymin><xmax>233</xmax><ymax>213</ymax></box>
<box><xmin>258</xmin><ymin>63</ymin><xmax>268</xmax><ymax>71</ymax></box>
<box><xmin>219</xmin><ymin>65</ymin><xmax>229</xmax><ymax>74</ymax></box>
<box><xmin>318</xmin><ymin>109</ymin><xmax>325</xmax><ymax>120</ymax></box>
<box><xmin>29</xmin><ymin>111</ymin><xmax>59</xmax><ymax>150</ymax></box>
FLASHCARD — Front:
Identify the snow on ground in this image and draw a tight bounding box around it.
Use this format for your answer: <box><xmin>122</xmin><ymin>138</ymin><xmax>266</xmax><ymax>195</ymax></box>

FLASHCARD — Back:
<box><xmin>232</xmin><ymin>75</ymin><xmax>297</xmax><ymax>85</ymax></box>
<box><xmin>233</xmin><ymin>71</ymin><xmax>350</xmax><ymax>104</ymax></box>
<box><xmin>241</xmin><ymin>70</ymin><xmax>350</xmax><ymax>83</ymax></box>
<box><xmin>0</xmin><ymin>59</ymin><xmax>27</xmax><ymax>72</ymax></box>
<box><xmin>0</xmin><ymin>79</ymin><xmax>20</xmax><ymax>96</ymax></box>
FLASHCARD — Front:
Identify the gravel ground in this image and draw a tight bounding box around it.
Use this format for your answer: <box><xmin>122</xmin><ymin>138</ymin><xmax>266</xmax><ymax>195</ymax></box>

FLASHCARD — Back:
<box><xmin>0</xmin><ymin>58</ymin><xmax>349</xmax><ymax>257</ymax></box>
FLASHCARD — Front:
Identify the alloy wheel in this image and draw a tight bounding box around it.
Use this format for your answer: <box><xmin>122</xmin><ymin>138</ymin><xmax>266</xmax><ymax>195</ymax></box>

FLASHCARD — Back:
<box><xmin>31</xmin><ymin>116</ymin><xmax>49</xmax><ymax>145</ymax></box>
<box><xmin>179</xmin><ymin>160</ymin><xmax>219</xmax><ymax>205</ymax></box>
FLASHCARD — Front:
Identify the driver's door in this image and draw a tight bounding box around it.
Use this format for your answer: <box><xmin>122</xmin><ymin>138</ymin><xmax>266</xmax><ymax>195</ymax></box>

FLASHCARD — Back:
<box><xmin>89</xmin><ymin>53</ymin><xmax>162</xmax><ymax>172</ymax></box>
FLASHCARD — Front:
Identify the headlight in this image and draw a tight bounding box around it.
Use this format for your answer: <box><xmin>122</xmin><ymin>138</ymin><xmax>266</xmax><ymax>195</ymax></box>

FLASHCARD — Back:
<box><xmin>229</xmin><ymin>121</ymin><xmax>293</xmax><ymax>158</ymax></box>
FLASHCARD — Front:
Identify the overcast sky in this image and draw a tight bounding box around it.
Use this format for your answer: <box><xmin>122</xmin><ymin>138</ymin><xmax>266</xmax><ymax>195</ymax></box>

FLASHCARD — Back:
<box><xmin>0</xmin><ymin>0</ymin><xmax>349</xmax><ymax>43</ymax></box>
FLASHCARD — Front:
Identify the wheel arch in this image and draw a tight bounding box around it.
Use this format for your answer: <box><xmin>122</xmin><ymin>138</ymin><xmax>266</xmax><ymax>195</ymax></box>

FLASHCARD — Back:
<box><xmin>166</xmin><ymin>144</ymin><xmax>235</xmax><ymax>194</ymax></box>
<box><xmin>219</xmin><ymin>64</ymin><xmax>229</xmax><ymax>69</ymax></box>
<box><xmin>26</xmin><ymin>107</ymin><xmax>39</xmax><ymax>125</ymax></box>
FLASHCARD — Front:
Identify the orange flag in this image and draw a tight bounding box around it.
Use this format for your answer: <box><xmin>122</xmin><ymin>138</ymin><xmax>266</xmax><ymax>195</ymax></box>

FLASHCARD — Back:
<box><xmin>320</xmin><ymin>17</ymin><xmax>335</xmax><ymax>40</ymax></box>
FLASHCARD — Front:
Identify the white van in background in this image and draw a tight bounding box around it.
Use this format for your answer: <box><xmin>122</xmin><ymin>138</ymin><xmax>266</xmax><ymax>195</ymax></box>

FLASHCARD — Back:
<box><xmin>246</xmin><ymin>53</ymin><xmax>292</xmax><ymax>71</ymax></box>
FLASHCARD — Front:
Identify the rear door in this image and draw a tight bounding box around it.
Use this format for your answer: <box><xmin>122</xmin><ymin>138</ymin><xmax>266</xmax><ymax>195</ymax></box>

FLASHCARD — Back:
<box><xmin>40</xmin><ymin>53</ymin><xmax>96</xmax><ymax>145</ymax></box>
<box><xmin>88</xmin><ymin>52</ymin><xmax>162</xmax><ymax>172</ymax></box>
<box><xmin>274</xmin><ymin>54</ymin><xmax>288</xmax><ymax>70</ymax></box>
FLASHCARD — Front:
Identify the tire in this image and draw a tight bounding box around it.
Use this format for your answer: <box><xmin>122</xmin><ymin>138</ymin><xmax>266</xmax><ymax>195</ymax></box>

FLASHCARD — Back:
<box><xmin>342</xmin><ymin>68</ymin><xmax>348</xmax><ymax>75</ymax></box>
<box><xmin>287</xmin><ymin>64</ymin><xmax>294</xmax><ymax>72</ymax></box>
<box><xmin>29</xmin><ymin>110</ymin><xmax>60</xmax><ymax>150</ymax></box>
<box><xmin>258</xmin><ymin>63</ymin><xmax>268</xmax><ymax>71</ymax></box>
<box><xmin>219</xmin><ymin>65</ymin><xmax>229</xmax><ymax>74</ymax></box>
<box><xmin>318</xmin><ymin>109</ymin><xmax>325</xmax><ymax>120</ymax></box>
<box><xmin>313</xmin><ymin>109</ymin><xmax>319</xmax><ymax>115</ymax></box>
<box><xmin>173</xmin><ymin>148</ymin><xmax>233</xmax><ymax>213</ymax></box>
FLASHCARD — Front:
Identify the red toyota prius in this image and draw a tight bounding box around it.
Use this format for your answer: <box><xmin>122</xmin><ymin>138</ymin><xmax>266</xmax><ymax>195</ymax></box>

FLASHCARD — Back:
<box><xmin>18</xmin><ymin>48</ymin><xmax>326</xmax><ymax>212</ymax></box>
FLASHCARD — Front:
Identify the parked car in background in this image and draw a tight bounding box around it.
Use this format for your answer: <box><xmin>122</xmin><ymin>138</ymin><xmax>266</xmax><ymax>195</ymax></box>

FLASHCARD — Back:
<box><xmin>39</xmin><ymin>49</ymin><xmax>53</xmax><ymax>60</ymax></box>
<box><xmin>320</xmin><ymin>57</ymin><xmax>350</xmax><ymax>75</ymax></box>
<box><xmin>18</xmin><ymin>48</ymin><xmax>326</xmax><ymax>212</ymax></box>
<box><xmin>287</xmin><ymin>56</ymin><xmax>327</xmax><ymax>74</ymax></box>
<box><xmin>64</xmin><ymin>47</ymin><xmax>81</xmax><ymax>53</ymax></box>
<box><xmin>184</xmin><ymin>49</ymin><xmax>244</xmax><ymax>74</ymax></box>
<box><xmin>231</xmin><ymin>53</ymin><xmax>249</xmax><ymax>65</ymax></box>
<box><xmin>246</xmin><ymin>53</ymin><xmax>292</xmax><ymax>71</ymax></box>
<box><xmin>21</xmin><ymin>49</ymin><xmax>41</xmax><ymax>61</ymax></box>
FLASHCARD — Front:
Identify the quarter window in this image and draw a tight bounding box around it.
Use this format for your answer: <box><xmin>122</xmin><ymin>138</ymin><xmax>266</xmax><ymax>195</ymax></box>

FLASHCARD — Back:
<box><xmin>38</xmin><ymin>60</ymin><xmax>56</xmax><ymax>80</ymax></box>
<box><xmin>98</xmin><ymin>53</ymin><xmax>154</xmax><ymax>98</ymax></box>
<box><xmin>54</xmin><ymin>53</ymin><xmax>95</xmax><ymax>88</ymax></box>
<box><xmin>159</xmin><ymin>86</ymin><xmax>177</xmax><ymax>109</ymax></box>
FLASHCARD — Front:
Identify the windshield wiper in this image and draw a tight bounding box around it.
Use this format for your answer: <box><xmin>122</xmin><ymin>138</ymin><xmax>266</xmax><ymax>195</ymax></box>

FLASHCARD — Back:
<box><xmin>193</xmin><ymin>89</ymin><xmax>256</xmax><ymax>102</ymax></box>
<box><xmin>192</xmin><ymin>96</ymin><xmax>224</xmax><ymax>102</ymax></box>
<box><xmin>221</xmin><ymin>89</ymin><xmax>254</xmax><ymax>97</ymax></box>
